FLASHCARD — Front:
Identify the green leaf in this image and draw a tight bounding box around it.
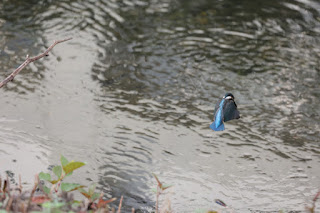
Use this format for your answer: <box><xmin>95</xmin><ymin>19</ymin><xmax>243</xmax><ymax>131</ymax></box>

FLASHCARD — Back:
<box><xmin>152</xmin><ymin>173</ymin><xmax>162</xmax><ymax>187</ymax></box>
<box><xmin>194</xmin><ymin>209</ymin><xmax>209</xmax><ymax>213</ymax></box>
<box><xmin>60</xmin><ymin>155</ymin><xmax>69</xmax><ymax>167</ymax></box>
<box><xmin>53</xmin><ymin>166</ymin><xmax>62</xmax><ymax>179</ymax></box>
<box><xmin>39</xmin><ymin>172</ymin><xmax>51</xmax><ymax>182</ymax></box>
<box><xmin>65</xmin><ymin>171</ymin><xmax>73</xmax><ymax>178</ymax></box>
<box><xmin>42</xmin><ymin>186</ymin><xmax>50</xmax><ymax>195</ymax></box>
<box><xmin>78</xmin><ymin>188</ymin><xmax>90</xmax><ymax>199</ymax></box>
<box><xmin>42</xmin><ymin>200</ymin><xmax>65</xmax><ymax>209</ymax></box>
<box><xmin>50</xmin><ymin>180</ymin><xmax>59</xmax><ymax>184</ymax></box>
<box><xmin>161</xmin><ymin>184</ymin><xmax>173</xmax><ymax>191</ymax></box>
<box><xmin>71</xmin><ymin>201</ymin><xmax>81</xmax><ymax>209</ymax></box>
<box><xmin>61</xmin><ymin>183</ymin><xmax>84</xmax><ymax>192</ymax></box>
<box><xmin>77</xmin><ymin>188</ymin><xmax>86</xmax><ymax>193</ymax></box>
<box><xmin>91</xmin><ymin>192</ymin><xmax>100</xmax><ymax>201</ymax></box>
<box><xmin>88</xmin><ymin>183</ymin><xmax>96</xmax><ymax>196</ymax></box>
<box><xmin>63</xmin><ymin>162</ymin><xmax>86</xmax><ymax>175</ymax></box>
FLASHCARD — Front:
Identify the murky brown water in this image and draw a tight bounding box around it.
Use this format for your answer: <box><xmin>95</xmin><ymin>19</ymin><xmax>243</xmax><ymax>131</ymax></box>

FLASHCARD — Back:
<box><xmin>1</xmin><ymin>0</ymin><xmax>320</xmax><ymax>212</ymax></box>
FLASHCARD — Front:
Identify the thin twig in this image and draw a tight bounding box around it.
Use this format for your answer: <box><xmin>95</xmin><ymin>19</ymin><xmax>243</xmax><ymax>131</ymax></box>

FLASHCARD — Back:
<box><xmin>117</xmin><ymin>196</ymin><xmax>123</xmax><ymax>213</ymax></box>
<box><xmin>50</xmin><ymin>181</ymin><xmax>56</xmax><ymax>195</ymax></box>
<box><xmin>0</xmin><ymin>37</ymin><xmax>72</xmax><ymax>88</ymax></box>
<box><xmin>27</xmin><ymin>174</ymin><xmax>39</xmax><ymax>211</ymax></box>
<box><xmin>313</xmin><ymin>190</ymin><xmax>320</xmax><ymax>202</ymax></box>
<box><xmin>0</xmin><ymin>178</ymin><xmax>5</xmax><ymax>201</ymax></box>
<box><xmin>309</xmin><ymin>190</ymin><xmax>320</xmax><ymax>213</ymax></box>
<box><xmin>6</xmin><ymin>175</ymin><xmax>10</xmax><ymax>193</ymax></box>
<box><xmin>156</xmin><ymin>185</ymin><xmax>160</xmax><ymax>213</ymax></box>
<box><xmin>19</xmin><ymin>174</ymin><xmax>22</xmax><ymax>195</ymax></box>
<box><xmin>5</xmin><ymin>196</ymin><xmax>13</xmax><ymax>211</ymax></box>
<box><xmin>21</xmin><ymin>202</ymin><xmax>26</xmax><ymax>213</ymax></box>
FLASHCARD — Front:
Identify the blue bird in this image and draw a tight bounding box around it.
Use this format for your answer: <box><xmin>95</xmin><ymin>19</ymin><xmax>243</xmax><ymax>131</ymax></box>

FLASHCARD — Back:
<box><xmin>210</xmin><ymin>93</ymin><xmax>240</xmax><ymax>131</ymax></box>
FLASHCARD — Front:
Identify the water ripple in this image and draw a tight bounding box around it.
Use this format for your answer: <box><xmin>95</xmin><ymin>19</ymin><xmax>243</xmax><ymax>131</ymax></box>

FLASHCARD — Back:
<box><xmin>1</xmin><ymin>0</ymin><xmax>320</xmax><ymax>211</ymax></box>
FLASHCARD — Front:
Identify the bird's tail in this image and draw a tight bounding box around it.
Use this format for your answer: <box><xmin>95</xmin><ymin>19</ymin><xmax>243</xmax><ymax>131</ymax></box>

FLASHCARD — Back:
<box><xmin>210</xmin><ymin>122</ymin><xmax>225</xmax><ymax>131</ymax></box>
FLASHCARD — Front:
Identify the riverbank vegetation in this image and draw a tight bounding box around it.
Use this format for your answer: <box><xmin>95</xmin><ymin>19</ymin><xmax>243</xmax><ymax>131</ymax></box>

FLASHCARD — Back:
<box><xmin>0</xmin><ymin>155</ymin><xmax>172</xmax><ymax>212</ymax></box>
<box><xmin>0</xmin><ymin>155</ymin><xmax>319</xmax><ymax>212</ymax></box>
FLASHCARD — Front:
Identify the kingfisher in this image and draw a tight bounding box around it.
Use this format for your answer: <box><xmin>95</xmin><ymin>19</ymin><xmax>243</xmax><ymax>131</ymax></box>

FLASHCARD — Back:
<box><xmin>210</xmin><ymin>93</ymin><xmax>240</xmax><ymax>131</ymax></box>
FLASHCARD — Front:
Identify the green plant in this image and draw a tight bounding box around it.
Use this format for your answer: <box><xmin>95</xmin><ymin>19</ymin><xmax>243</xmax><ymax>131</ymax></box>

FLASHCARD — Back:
<box><xmin>42</xmin><ymin>198</ymin><xmax>66</xmax><ymax>213</ymax></box>
<box><xmin>39</xmin><ymin>155</ymin><xmax>86</xmax><ymax>195</ymax></box>
<box><xmin>152</xmin><ymin>174</ymin><xmax>172</xmax><ymax>213</ymax></box>
<box><xmin>306</xmin><ymin>190</ymin><xmax>320</xmax><ymax>213</ymax></box>
<box><xmin>38</xmin><ymin>155</ymin><xmax>118</xmax><ymax>212</ymax></box>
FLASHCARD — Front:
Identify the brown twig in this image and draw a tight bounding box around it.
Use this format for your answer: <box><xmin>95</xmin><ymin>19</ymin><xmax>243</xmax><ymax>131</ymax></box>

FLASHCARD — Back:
<box><xmin>5</xmin><ymin>196</ymin><xmax>13</xmax><ymax>211</ymax></box>
<box><xmin>117</xmin><ymin>195</ymin><xmax>123</xmax><ymax>213</ymax></box>
<box><xmin>27</xmin><ymin>174</ymin><xmax>39</xmax><ymax>211</ymax></box>
<box><xmin>308</xmin><ymin>190</ymin><xmax>320</xmax><ymax>213</ymax></box>
<box><xmin>153</xmin><ymin>174</ymin><xmax>162</xmax><ymax>213</ymax></box>
<box><xmin>21</xmin><ymin>202</ymin><xmax>26</xmax><ymax>213</ymax></box>
<box><xmin>0</xmin><ymin>37</ymin><xmax>72</xmax><ymax>89</ymax></box>
<box><xmin>156</xmin><ymin>185</ymin><xmax>160</xmax><ymax>213</ymax></box>
<box><xmin>6</xmin><ymin>175</ymin><xmax>10</xmax><ymax>194</ymax></box>
<box><xmin>0</xmin><ymin>179</ymin><xmax>5</xmax><ymax>201</ymax></box>
<box><xmin>19</xmin><ymin>174</ymin><xmax>22</xmax><ymax>195</ymax></box>
<box><xmin>313</xmin><ymin>190</ymin><xmax>320</xmax><ymax>202</ymax></box>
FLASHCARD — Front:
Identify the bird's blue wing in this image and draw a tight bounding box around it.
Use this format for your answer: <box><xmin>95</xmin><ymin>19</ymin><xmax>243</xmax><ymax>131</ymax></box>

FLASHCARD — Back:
<box><xmin>211</xmin><ymin>98</ymin><xmax>225</xmax><ymax>131</ymax></box>
<box><xmin>223</xmin><ymin>100</ymin><xmax>240</xmax><ymax>122</ymax></box>
<box><xmin>213</xmin><ymin>99</ymin><xmax>221</xmax><ymax>117</ymax></box>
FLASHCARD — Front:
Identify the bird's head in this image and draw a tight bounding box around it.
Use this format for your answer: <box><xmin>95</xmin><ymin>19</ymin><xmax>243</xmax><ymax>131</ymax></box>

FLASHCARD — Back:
<box><xmin>224</xmin><ymin>93</ymin><xmax>234</xmax><ymax>100</ymax></box>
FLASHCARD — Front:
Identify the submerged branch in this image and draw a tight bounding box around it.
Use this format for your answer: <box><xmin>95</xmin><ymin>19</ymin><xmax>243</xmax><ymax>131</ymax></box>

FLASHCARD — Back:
<box><xmin>0</xmin><ymin>38</ymin><xmax>72</xmax><ymax>89</ymax></box>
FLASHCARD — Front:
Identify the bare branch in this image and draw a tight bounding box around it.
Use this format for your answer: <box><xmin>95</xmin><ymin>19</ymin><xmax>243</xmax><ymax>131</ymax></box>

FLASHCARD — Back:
<box><xmin>19</xmin><ymin>174</ymin><xmax>22</xmax><ymax>195</ymax></box>
<box><xmin>5</xmin><ymin>196</ymin><xmax>13</xmax><ymax>211</ymax></box>
<box><xmin>0</xmin><ymin>37</ymin><xmax>72</xmax><ymax>89</ymax></box>
<box><xmin>27</xmin><ymin>174</ymin><xmax>39</xmax><ymax>211</ymax></box>
<box><xmin>117</xmin><ymin>196</ymin><xmax>123</xmax><ymax>213</ymax></box>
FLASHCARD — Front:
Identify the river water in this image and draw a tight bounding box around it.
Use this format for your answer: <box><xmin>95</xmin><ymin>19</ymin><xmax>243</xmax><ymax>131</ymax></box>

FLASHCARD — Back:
<box><xmin>0</xmin><ymin>0</ymin><xmax>319</xmax><ymax>212</ymax></box>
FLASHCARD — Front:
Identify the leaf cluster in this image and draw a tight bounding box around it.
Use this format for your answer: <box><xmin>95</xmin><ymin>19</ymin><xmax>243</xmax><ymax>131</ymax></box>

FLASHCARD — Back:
<box><xmin>39</xmin><ymin>155</ymin><xmax>86</xmax><ymax>194</ymax></box>
<box><xmin>37</xmin><ymin>155</ymin><xmax>117</xmax><ymax>212</ymax></box>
